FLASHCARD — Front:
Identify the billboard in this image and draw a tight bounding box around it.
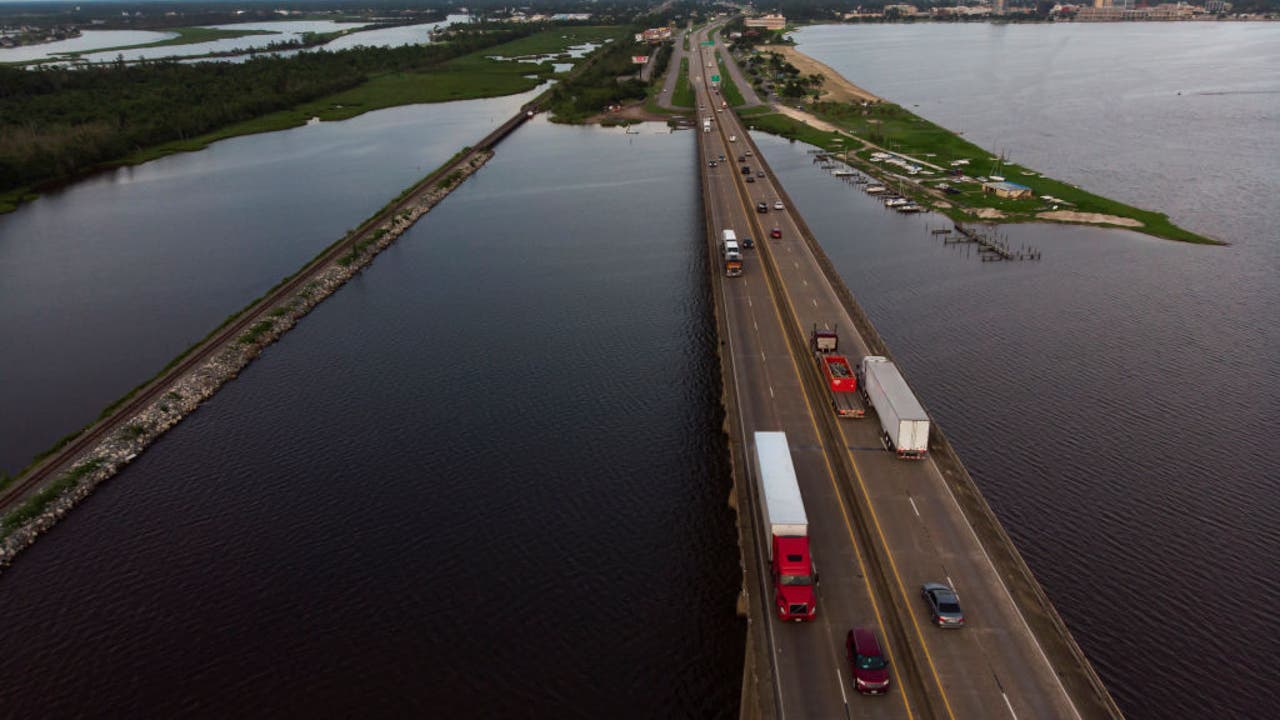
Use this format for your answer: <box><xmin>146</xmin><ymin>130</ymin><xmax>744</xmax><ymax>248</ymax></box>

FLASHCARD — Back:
<box><xmin>631</xmin><ymin>55</ymin><xmax>650</xmax><ymax>64</ymax></box>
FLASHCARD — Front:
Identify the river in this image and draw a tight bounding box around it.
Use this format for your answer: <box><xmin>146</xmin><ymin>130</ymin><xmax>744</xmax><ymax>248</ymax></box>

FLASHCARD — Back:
<box><xmin>0</xmin><ymin>21</ymin><xmax>1275</xmax><ymax>719</ymax></box>
<box><xmin>0</xmin><ymin>118</ymin><xmax>746</xmax><ymax>717</ymax></box>
<box><xmin>0</xmin><ymin>87</ymin><xmax>544</xmax><ymax>475</ymax></box>
<box><xmin>781</xmin><ymin>22</ymin><xmax>1279</xmax><ymax>717</ymax></box>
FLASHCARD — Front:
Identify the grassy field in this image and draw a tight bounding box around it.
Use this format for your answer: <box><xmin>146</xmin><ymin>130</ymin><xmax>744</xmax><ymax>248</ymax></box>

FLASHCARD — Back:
<box><xmin>119</xmin><ymin>28</ymin><xmax>621</xmax><ymax>166</ymax></box>
<box><xmin>672</xmin><ymin>58</ymin><xmax>694</xmax><ymax>108</ymax></box>
<box><xmin>481</xmin><ymin>26</ymin><xmax>620</xmax><ymax>56</ymax></box>
<box><xmin>743</xmin><ymin>100</ymin><xmax>1216</xmax><ymax>244</ymax></box>
<box><xmin>716</xmin><ymin>55</ymin><xmax>746</xmax><ymax>107</ymax></box>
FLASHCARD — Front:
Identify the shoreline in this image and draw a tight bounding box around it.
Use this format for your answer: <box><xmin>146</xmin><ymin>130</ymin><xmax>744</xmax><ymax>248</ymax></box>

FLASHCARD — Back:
<box><xmin>0</xmin><ymin>138</ymin><xmax>504</xmax><ymax>571</ymax></box>
<box><xmin>750</xmin><ymin>44</ymin><xmax>1219</xmax><ymax>245</ymax></box>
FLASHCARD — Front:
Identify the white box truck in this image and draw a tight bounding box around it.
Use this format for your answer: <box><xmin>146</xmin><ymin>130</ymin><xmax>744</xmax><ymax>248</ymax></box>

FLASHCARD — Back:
<box><xmin>859</xmin><ymin>357</ymin><xmax>930</xmax><ymax>459</ymax></box>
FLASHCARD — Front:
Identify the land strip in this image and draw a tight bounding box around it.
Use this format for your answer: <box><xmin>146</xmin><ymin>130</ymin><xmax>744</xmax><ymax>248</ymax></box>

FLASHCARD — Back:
<box><xmin>739</xmin><ymin>46</ymin><xmax>1217</xmax><ymax>245</ymax></box>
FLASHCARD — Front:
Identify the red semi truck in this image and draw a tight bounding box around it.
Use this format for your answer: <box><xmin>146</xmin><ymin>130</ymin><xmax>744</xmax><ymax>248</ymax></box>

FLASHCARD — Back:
<box><xmin>811</xmin><ymin>325</ymin><xmax>866</xmax><ymax>418</ymax></box>
<box><xmin>753</xmin><ymin>431</ymin><xmax>818</xmax><ymax>622</ymax></box>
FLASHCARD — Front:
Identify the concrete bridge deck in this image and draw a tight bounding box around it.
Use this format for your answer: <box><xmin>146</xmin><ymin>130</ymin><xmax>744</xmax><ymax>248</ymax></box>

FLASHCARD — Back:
<box><xmin>688</xmin><ymin>24</ymin><xmax>1119</xmax><ymax>720</ymax></box>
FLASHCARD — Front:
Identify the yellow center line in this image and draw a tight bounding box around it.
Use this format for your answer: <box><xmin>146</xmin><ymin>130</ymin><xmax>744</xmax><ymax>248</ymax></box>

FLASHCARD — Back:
<box><xmin>713</xmin><ymin>122</ymin><xmax>917</xmax><ymax>719</ymax></box>
<box><xmin>758</xmin><ymin>182</ymin><xmax>959</xmax><ymax>719</ymax></box>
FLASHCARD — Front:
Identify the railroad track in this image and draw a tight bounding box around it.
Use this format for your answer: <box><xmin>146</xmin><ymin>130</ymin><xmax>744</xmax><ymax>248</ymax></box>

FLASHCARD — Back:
<box><xmin>0</xmin><ymin>104</ymin><xmax>537</xmax><ymax>518</ymax></box>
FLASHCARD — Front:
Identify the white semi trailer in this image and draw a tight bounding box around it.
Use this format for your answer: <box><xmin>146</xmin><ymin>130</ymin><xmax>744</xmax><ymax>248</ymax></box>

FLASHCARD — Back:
<box><xmin>859</xmin><ymin>356</ymin><xmax>930</xmax><ymax>459</ymax></box>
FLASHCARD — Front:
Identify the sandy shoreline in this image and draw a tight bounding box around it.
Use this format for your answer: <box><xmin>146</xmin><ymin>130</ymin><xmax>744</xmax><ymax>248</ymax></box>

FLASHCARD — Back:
<box><xmin>760</xmin><ymin>45</ymin><xmax>881</xmax><ymax>104</ymax></box>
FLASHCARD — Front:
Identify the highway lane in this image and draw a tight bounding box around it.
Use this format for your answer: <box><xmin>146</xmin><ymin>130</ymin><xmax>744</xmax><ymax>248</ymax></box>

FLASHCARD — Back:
<box><xmin>692</xmin><ymin>25</ymin><xmax>918</xmax><ymax>720</ymax></box>
<box><xmin>692</xmin><ymin>25</ymin><xmax>1085</xmax><ymax>720</ymax></box>
<box><xmin>737</xmin><ymin>129</ymin><xmax>1082</xmax><ymax>720</ymax></box>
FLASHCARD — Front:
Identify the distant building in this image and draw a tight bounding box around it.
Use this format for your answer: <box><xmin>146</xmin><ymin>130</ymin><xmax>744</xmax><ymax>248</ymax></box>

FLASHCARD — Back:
<box><xmin>884</xmin><ymin>4</ymin><xmax>920</xmax><ymax>15</ymax></box>
<box><xmin>744</xmin><ymin>13</ymin><xmax>787</xmax><ymax>30</ymax></box>
<box><xmin>983</xmin><ymin>181</ymin><xmax>1033</xmax><ymax>199</ymax></box>
<box><xmin>993</xmin><ymin>0</ymin><xmax>1007</xmax><ymax>14</ymax></box>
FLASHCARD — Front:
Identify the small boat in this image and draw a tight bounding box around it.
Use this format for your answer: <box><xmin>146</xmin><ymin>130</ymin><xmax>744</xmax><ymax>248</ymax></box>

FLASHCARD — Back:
<box><xmin>832</xmin><ymin>169</ymin><xmax>857</xmax><ymax>177</ymax></box>
<box><xmin>865</xmin><ymin>185</ymin><xmax>887</xmax><ymax>195</ymax></box>
<box><xmin>896</xmin><ymin>204</ymin><xmax>923</xmax><ymax>213</ymax></box>
<box><xmin>884</xmin><ymin>197</ymin><xmax>909</xmax><ymax>207</ymax></box>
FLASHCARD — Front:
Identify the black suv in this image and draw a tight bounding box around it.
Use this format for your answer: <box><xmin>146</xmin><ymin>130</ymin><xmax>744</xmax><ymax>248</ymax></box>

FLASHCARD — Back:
<box><xmin>756</xmin><ymin>202</ymin><xmax>768</xmax><ymax>213</ymax></box>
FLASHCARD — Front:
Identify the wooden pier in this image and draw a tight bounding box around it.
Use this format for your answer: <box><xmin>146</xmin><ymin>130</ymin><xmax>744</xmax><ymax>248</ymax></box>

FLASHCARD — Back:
<box><xmin>941</xmin><ymin>224</ymin><xmax>1042</xmax><ymax>261</ymax></box>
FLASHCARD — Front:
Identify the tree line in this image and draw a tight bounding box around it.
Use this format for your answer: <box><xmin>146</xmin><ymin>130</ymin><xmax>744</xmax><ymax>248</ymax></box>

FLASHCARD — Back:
<box><xmin>0</xmin><ymin>25</ymin><xmax>536</xmax><ymax>196</ymax></box>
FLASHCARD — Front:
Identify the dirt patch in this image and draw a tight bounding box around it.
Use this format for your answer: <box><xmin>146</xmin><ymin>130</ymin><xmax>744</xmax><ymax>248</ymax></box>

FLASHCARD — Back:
<box><xmin>974</xmin><ymin>208</ymin><xmax>1006</xmax><ymax>219</ymax></box>
<box><xmin>1038</xmin><ymin>210</ymin><xmax>1144</xmax><ymax>228</ymax></box>
<box><xmin>773</xmin><ymin>104</ymin><xmax>842</xmax><ymax>133</ymax></box>
<box><xmin>760</xmin><ymin>45</ymin><xmax>880</xmax><ymax>104</ymax></box>
<box><xmin>586</xmin><ymin>101</ymin><xmax>679</xmax><ymax>125</ymax></box>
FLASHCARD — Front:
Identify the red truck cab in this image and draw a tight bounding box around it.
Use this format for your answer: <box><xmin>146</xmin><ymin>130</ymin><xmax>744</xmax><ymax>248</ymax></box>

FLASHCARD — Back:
<box><xmin>773</xmin><ymin>536</ymin><xmax>817</xmax><ymax>621</ymax></box>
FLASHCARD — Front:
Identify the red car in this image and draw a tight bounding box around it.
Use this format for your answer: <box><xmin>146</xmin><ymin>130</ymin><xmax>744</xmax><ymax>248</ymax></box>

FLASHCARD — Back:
<box><xmin>846</xmin><ymin>627</ymin><xmax>891</xmax><ymax>695</ymax></box>
<box><xmin>770</xmin><ymin>227</ymin><xmax>782</xmax><ymax>239</ymax></box>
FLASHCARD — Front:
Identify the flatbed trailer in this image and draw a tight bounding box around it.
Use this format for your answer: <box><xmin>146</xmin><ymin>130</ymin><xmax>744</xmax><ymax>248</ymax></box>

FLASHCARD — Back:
<box><xmin>811</xmin><ymin>325</ymin><xmax>867</xmax><ymax>419</ymax></box>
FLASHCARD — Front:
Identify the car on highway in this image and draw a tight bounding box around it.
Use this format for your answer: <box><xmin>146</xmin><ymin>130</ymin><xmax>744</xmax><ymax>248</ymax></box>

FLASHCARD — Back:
<box><xmin>774</xmin><ymin>200</ymin><xmax>784</xmax><ymax>210</ymax></box>
<box><xmin>756</xmin><ymin>202</ymin><xmax>768</xmax><ymax>214</ymax></box>
<box><xmin>708</xmin><ymin>160</ymin><xmax>717</xmax><ymax>168</ymax></box>
<box><xmin>770</xmin><ymin>227</ymin><xmax>781</xmax><ymax>238</ymax></box>
<box><xmin>741</xmin><ymin>166</ymin><xmax>751</xmax><ymax>175</ymax></box>
<box><xmin>737</xmin><ymin>155</ymin><xmax>745</xmax><ymax>162</ymax></box>
<box><xmin>921</xmin><ymin>582</ymin><xmax>965</xmax><ymax>627</ymax></box>
<box><xmin>741</xmin><ymin>236</ymin><xmax>754</xmax><ymax>248</ymax></box>
<box><xmin>746</xmin><ymin>176</ymin><xmax>755</xmax><ymax>183</ymax></box>
<box><xmin>756</xmin><ymin>171</ymin><xmax>765</xmax><ymax>178</ymax></box>
<box><xmin>845</xmin><ymin>627</ymin><xmax>891</xmax><ymax>695</ymax></box>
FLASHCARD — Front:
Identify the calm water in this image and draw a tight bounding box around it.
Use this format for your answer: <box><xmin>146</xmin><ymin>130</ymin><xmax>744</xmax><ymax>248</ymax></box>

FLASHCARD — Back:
<box><xmin>0</xmin><ymin>87</ymin><xmax>544</xmax><ymax>474</ymax></box>
<box><xmin>0</xmin><ymin>119</ymin><xmax>745</xmax><ymax>716</ymax></box>
<box><xmin>0</xmin><ymin>29</ymin><xmax>174</xmax><ymax>63</ymax></box>
<box><xmin>783</xmin><ymin>22</ymin><xmax>1280</xmax><ymax>717</ymax></box>
<box><xmin>74</xmin><ymin>21</ymin><xmax>369</xmax><ymax>63</ymax></box>
<box><xmin>1</xmin><ymin>21</ymin><xmax>1277</xmax><ymax>720</ymax></box>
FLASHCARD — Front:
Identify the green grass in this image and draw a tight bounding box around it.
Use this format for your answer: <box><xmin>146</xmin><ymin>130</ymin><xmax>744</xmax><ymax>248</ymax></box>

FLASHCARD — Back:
<box><xmin>717</xmin><ymin>56</ymin><xmax>746</xmax><ymax>107</ymax></box>
<box><xmin>741</xmin><ymin>111</ymin><xmax>845</xmax><ymax>148</ymax></box>
<box><xmin>113</xmin><ymin>28</ymin><xmax>623</xmax><ymax>168</ymax></box>
<box><xmin>1</xmin><ymin>458</ymin><xmax>102</xmax><ymax>539</ymax></box>
<box><xmin>481</xmin><ymin>26</ymin><xmax>621</xmax><ymax>56</ymax></box>
<box><xmin>237</xmin><ymin>320</ymin><xmax>274</xmax><ymax>345</ymax></box>
<box><xmin>672</xmin><ymin>58</ymin><xmax>694</xmax><ymax>108</ymax></box>
<box><xmin>747</xmin><ymin>99</ymin><xmax>1217</xmax><ymax>244</ymax></box>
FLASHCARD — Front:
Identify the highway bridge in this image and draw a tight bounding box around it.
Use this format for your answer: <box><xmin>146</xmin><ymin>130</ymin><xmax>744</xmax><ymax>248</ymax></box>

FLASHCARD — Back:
<box><xmin>688</xmin><ymin>24</ymin><xmax>1119</xmax><ymax>720</ymax></box>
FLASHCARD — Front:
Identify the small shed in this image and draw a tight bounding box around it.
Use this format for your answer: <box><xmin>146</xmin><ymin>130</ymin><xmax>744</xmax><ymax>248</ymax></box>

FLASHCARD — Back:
<box><xmin>982</xmin><ymin>181</ymin><xmax>1033</xmax><ymax>199</ymax></box>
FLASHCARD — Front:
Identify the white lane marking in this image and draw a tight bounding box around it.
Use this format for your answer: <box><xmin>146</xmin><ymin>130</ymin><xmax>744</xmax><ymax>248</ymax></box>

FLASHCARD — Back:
<box><xmin>769</xmin><ymin>386</ymin><xmax>775</xmax><ymax>399</ymax></box>
<box><xmin>1003</xmin><ymin>692</ymin><xmax>1019</xmax><ymax>720</ymax></box>
<box><xmin>909</xmin><ymin>497</ymin><xmax>921</xmax><ymax>517</ymax></box>
<box><xmin>947</xmin><ymin>576</ymin><xmax>955</xmax><ymax>590</ymax></box>
<box><xmin>802</xmin><ymin>279</ymin><xmax>808</xmax><ymax>287</ymax></box>
<box><xmin>754</xmin><ymin>321</ymin><xmax>758</xmax><ymax>331</ymax></box>
<box><xmin>793</xmin><ymin>261</ymin><xmax>800</xmax><ymax>269</ymax></box>
<box><xmin>933</xmin><ymin>465</ymin><xmax>1085</xmax><ymax>719</ymax></box>
<box><xmin>836</xmin><ymin>667</ymin><xmax>849</xmax><ymax>705</ymax></box>
<box><xmin>747</xmin><ymin>297</ymin><xmax>752</xmax><ymax>307</ymax></box>
<box><xmin>812</xmin><ymin>299</ymin><xmax>818</xmax><ymax>307</ymax></box>
<box><xmin>761</xmin><ymin>351</ymin><xmax>767</xmax><ymax>362</ymax></box>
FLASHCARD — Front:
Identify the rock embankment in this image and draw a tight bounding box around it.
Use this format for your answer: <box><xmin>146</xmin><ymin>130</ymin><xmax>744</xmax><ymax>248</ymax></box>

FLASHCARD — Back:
<box><xmin>0</xmin><ymin>149</ymin><xmax>494</xmax><ymax>572</ymax></box>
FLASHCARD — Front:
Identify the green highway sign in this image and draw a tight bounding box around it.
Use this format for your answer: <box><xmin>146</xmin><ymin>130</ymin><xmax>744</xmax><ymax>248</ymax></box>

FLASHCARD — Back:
<box><xmin>711</xmin><ymin>75</ymin><xmax>720</xmax><ymax>83</ymax></box>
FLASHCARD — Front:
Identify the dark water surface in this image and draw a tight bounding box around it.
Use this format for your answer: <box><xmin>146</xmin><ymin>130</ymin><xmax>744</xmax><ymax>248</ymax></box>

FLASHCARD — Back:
<box><xmin>0</xmin><ymin>87</ymin><xmax>541</xmax><ymax>475</ymax></box>
<box><xmin>0</xmin><ymin>119</ymin><xmax>745</xmax><ymax>717</ymax></box>
<box><xmin>752</xmin><ymin>126</ymin><xmax>1277</xmax><ymax>717</ymax></box>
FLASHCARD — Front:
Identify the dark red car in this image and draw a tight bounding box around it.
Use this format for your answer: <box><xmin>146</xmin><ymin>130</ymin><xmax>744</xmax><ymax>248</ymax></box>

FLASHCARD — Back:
<box><xmin>845</xmin><ymin>627</ymin><xmax>890</xmax><ymax>695</ymax></box>
<box><xmin>770</xmin><ymin>227</ymin><xmax>782</xmax><ymax>239</ymax></box>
